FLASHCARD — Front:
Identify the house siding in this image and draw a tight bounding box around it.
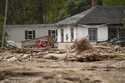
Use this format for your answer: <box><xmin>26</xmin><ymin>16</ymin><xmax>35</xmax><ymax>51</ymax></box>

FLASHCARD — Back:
<box><xmin>57</xmin><ymin>24</ymin><xmax>108</xmax><ymax>49</ymax></box>
<box><xmin>57</xmin><ymin>25</ymin><xmax>108</xmax><ymax>42</ymax></box>
<box><xmin>57</xmin><ymin>26</ymin><xmax>73</xmax><ymax>43</ymax></box>
<box><xmin>77</xmin><ymin>25</ymin><xmax>108</xmax><ymax>42</ymax></box>
<box><xmin>64</xmin><ymin>27</ymin><xmax>71</xmax><ymax>42</ymax></box>
<box><xmin>57</xmin><ymin>29</ymin><xmax>61</xmax><ymax>43</ymax></box>
<box><xmin>76</xmin><ymin>26</ymin><xmax>88</xmax><ymax>40</ymax></box>
<box><xmin>6</xmin><ymin>25</ymin><xmax>57</xmax><ymax>48</ymax></box>
<box><xmin>97</xmin><ymin>25</ymin><xmax>108</xmax><ymax>41</ymax></box>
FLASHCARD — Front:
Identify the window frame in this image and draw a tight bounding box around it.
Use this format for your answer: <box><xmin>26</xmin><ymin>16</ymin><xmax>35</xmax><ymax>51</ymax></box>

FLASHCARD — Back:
<box><xmin>25</xmin><ymin>30</ymin><xmax>35</xmax><ymax>40</ymax></box>
<box><xmin>88</xmin><ymin>28</ymin><xmax>97</xmax><ymax>42</ymax></box>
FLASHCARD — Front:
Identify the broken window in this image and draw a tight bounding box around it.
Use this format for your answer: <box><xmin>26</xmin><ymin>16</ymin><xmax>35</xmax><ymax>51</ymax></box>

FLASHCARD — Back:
<box><xmin>25</xmin><ymin>30</ymin><xmax>35</xmax><ymax>40</ymax></box>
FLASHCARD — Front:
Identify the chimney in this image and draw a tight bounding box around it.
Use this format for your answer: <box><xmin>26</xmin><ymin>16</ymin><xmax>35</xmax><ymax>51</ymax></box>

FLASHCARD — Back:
<box><xmin>91</xmin><ymin>0</ymin><xmax>97</xmax><ymax>7</ymax></box>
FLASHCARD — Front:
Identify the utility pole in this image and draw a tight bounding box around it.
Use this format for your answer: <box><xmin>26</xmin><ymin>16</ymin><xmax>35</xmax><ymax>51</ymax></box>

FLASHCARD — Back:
<box><xmin>1</xmin><ymin>0</ymin><xmax>8</xmax><ymax>48</ymax></box>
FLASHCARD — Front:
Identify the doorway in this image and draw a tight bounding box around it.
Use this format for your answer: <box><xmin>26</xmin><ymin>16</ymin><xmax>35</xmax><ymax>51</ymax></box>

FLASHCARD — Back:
<box><xmin>48</xmin><ymin>30</ymin><xmax>57</xmax><ymax>47</ymax></box>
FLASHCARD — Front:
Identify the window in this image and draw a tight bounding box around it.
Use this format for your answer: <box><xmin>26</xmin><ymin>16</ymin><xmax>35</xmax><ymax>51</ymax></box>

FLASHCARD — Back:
<box><xmin>25</xmin><ymin>30</ymin><xmax>35</xmax><ymax>40</ymax></box>
<box><xmin>71</xmin><ymin>28</ymin><xmax>74</xmax><ymax>41</ymax></box>
<box><xmin>61</xmin><ymin>29</ymin><xmax>64</xmax><ymax>42</ymax></box>
<box><xmin>88</xmin><ymin>28</ymin><xmax>97</xmax><ymax>42</ymax></box>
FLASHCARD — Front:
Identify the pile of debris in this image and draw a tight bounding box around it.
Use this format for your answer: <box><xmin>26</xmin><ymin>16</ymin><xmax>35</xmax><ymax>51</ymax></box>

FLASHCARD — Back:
<box><xmin>71</xmin><ymin>38</ymin><xmax>93</xmax><ymax>54</ymax></box>
<box><xmin>0</xmin><ymin>38</ymin><xmax>125</xmax><ymax>63</ymax></box>
<box><xmin>34</xmin><ymin>38</ymin><xmax>125</xmax><ymax>62</ymax></box>
<box><xmin>0</xmin><ymin>48</ymin><xmax>63</xmax><ymax>62</ymax></box>
<box><xmin>64</xmin><ymin>38</ymin><xmax>125</xmax><ymax>62</ymax></box>
<box><xmin>0</xmin><ymin>51</ymin><xmax>31</xmax><ymax>62</ymax></box>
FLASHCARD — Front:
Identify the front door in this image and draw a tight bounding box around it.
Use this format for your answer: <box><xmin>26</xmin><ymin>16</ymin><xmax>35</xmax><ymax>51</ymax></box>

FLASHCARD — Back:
<box><xmin>88</xmin><ymin>28</ymin><xmax>97</xmax><ymax>42</ymax></box>
<box><xmin>48</xmin><ymin>30</ymin><xmax>57</xmax><ymax>47</ymax></box>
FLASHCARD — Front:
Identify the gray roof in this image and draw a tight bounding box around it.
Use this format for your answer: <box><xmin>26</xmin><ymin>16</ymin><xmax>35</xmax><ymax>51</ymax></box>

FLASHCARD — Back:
<box><xmin>56</xmin><ymin>8</ymin><xmax>94</xmax><ymax>25</ymax></box>
<box><xmin>57</xmin><ymin>6</ymin><xmax>125</xmax><ymax>25</ymax></box>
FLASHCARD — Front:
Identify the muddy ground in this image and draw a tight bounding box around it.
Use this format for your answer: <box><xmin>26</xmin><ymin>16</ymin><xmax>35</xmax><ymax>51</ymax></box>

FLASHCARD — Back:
<box><xmin>0</xmin><ymin>59</ymin><xmax>125</xmax><ymax>83</ymax></box>
<box><xmin>0</xmin><ymin>44</ymin><xmax>125</xmax><ymax>83</ymax></box>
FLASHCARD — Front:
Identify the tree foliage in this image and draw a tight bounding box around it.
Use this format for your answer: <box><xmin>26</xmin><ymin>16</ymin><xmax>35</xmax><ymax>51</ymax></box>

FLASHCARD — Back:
<box><xmin>0</xmin><ymin>0</ymin><xmax>125</xmax><ymax>24</ymax></box>
<box><xmin>103</xmin><ymin>0</ymin><xmax>125</xmax><ymax>6</ymax></box>
<box><xmin>0</xmin><ymin>0</ymin><xmax>90</xmax><ymax>24</ymax></box>
<box><xmin>66</xmin><ymin>0</ymin><xmax>89</xmax><ymax>16</ymax></box>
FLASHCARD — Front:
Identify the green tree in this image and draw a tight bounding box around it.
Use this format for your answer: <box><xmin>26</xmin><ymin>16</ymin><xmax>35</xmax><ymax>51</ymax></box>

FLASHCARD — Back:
<box><xmin>0</xmin><ymin>0</ymin><xmax>91</xmax><ymax>24</ymax></box>
<box><xmin>103</xmin><ymin>0</ymin><xmax>125</xmax><ymax>6</ymax></box>
<box><xmin>66</xmin><ymin>0</ymin><xmax>89</xmax><ymax>16</ymax></box>
<box><xmin>49</xmin><ymin>0</ymin><xmax>68</xmax><ymax>23</ymax></box>
<box><xmin>97</xmin><ymin>0</ymin><xmax>103</xmax><ymax>5</ymax></box>
<box><xmin>0</xmin><ymin>0</ymin><xmax>5</xmax><ymax>16</ymax></box>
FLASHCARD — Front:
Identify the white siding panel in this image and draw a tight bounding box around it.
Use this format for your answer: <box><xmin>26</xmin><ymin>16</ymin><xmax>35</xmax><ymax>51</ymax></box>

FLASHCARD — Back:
<box><xmin>76</xmin><ymin>27</ymin><xmax>88</xmax><ymax>40</ymax></box>
<box><xmin>64</xmin><ymin>27</ymin><xmax>71</xmax><ymax>42</ymax></box>
<box><xmin>72</xmin><ymin>27</ymin><xmax>77</xmax><ymax>41</ymax></box>
<box><xmin>57</xmin><ymin>26</ymin><xmax>77</xmax><ymax>43</ymax></box>
<box><xmin>97</xmin><ymin>25</ymin><xmax>108</xmax><ymax>41</ymax></box>
<box><xmin>86</xmin><ymin>25</ymin><xmax>108</xmax><ymax>42</ymax></box>
<box><xmin>57</xmin><ymin>28</ymin><xmax>61</xmax><ymax>42</ymax></box>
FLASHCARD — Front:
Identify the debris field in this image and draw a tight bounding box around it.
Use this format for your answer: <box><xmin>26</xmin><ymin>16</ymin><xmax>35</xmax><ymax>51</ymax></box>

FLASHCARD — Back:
<box><xmin>0</xmin><ymin>38</ymin><xmax>125</xmax><ymax>83</ymax></box>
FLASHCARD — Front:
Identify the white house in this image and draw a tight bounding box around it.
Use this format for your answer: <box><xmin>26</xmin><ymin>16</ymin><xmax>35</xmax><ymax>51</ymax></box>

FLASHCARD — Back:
<box><xmin>56</xmin><ymin>6</ymin><xmax>125</xmax><ymax>49</ymax></box>
<box><xmin>57</xmin><ymin>24</ymin><xmax>108</xmax><ymax>49</ymax></box>
<box><xmin>6</xmin><ymin>24</ymin><xmax>57</xmax><ymax>48</ymax></box>
<box><xmin>5</xmin><ymin>6</ymin><xmax>125</xmax><ymax>49</ymax></box>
